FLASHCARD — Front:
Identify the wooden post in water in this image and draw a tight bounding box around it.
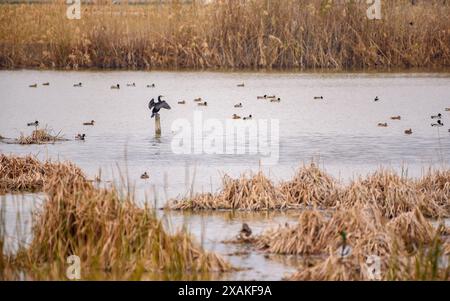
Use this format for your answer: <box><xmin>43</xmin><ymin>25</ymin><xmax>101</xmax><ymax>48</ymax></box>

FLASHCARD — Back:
<box><xmin>155</xmin><ymin>114</ymin><xmax>161</xmax><ymax>137</ymax></box>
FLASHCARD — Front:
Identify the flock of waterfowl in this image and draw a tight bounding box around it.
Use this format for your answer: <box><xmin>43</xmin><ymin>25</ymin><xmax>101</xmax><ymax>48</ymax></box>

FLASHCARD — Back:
<box><xmin>374</xmin><ymin>96</ymin><xmax>449</xmax><ymax>134</ymax></box>
<box><xmin>20</xmin><ymin>79</ymin><xmax>450</xmax><ymax>180</ymax></box>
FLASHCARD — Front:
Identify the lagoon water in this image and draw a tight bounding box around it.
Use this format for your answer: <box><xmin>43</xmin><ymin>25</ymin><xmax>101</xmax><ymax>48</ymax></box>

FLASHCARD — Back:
<box><xmin>1</xmin><ymin>70</ymin><xmax>450</xmax><ymax>280</ymax></box>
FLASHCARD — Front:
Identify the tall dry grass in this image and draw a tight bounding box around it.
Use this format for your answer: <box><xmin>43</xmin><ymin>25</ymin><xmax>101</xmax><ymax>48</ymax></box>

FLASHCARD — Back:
<box><xmin>0</xmin><ymin>0</ymin><xmax>448</xmax><ymax>70</ymax></box>
<box><xmin>0</xmin><ymin>155</ymin><xmax>231</xmax><ymax>280</ymax></box>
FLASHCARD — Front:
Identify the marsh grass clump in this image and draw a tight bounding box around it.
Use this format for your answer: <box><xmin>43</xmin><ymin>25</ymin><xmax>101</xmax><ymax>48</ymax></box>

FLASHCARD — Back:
<box><xmin>169</xmin><ymin>172</ymin><xmax>292</xmax><ymax>211</ymax></box>
<box><xmin>257</xmin><ymin>205</ymin><xmax>384</xmax><ymax>255</ymax></box>
<box><xmin>0</xmin><ymin>155</ymin><xmax>231</xmax><ymax>280</ymax></box>
<box><xmin>386</xmin><ymin>208</ymin><xmax>436</xmax><ymax>254</ymax></box>
<box><xmin>340</xmin><ymin>169</ymin><xmax>447</xmax><ymax>219</ymax></box>
<box><xmin>14</xmin><ymin>128</ymin><xmax>66</xmax><ymax>145</ymax></box>
<box><xmin>416</xmin><ymin>169</ymin><xmax>450</xmax><ymax>215</ymax></box>
<box><xmin>0</xmin><ymin>154</ymin><xmax>85</xmax><ymax>195</ymax></box>
<box><xmin>280</xmin><ymin>163</ymin><xmax>340</xmax><ymax>208</ymax></box>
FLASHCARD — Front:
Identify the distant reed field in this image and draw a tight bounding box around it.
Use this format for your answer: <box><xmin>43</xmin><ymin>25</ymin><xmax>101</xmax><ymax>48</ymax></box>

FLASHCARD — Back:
<box><xmin>0</xmin><ymin>0</ymin><xmax>448</xmax><ymax>70</ymax></box>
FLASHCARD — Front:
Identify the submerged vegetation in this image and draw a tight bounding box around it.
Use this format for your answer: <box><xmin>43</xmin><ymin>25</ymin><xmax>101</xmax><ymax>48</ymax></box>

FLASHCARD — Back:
<box><xmin>0</xmin><ymin>155</ymin><xmax>231</xmax><ymax>280</ymax></box>
<box><xmin>0</xmin><ymin>0</ymin><xmax>448</xmax><ymax>70</ymax></box>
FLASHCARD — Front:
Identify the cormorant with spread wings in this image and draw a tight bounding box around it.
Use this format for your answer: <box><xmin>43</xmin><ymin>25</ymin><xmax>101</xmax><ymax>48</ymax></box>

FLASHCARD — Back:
<box><xmin>149</xmin><ymin>95</ymin><xmax>171</xmax><ymax>118</ymax></box>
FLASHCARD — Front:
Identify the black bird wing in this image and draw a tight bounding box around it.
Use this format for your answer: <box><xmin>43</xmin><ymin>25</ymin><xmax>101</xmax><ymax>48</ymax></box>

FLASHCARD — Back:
<box><xmin>159</xmin><ymin>101</ymin><xmax>171</xmax><ymax>110</ymax></box>
<box><xmin>148</xmin><ymin>99</ymin><xmax>155</xmax><ymax>110</ymax></box>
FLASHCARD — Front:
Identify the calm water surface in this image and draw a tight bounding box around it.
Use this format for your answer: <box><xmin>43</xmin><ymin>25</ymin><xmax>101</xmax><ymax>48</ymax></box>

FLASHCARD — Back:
<box><xmin>1</xmin><ymin>70</ymin><xmax>449</xmax><ymax>280</ymax></box>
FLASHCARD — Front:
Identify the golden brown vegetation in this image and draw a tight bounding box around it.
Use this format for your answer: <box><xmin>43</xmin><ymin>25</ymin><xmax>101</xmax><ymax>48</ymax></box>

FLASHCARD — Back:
<box><xmin>0</xmin><ymin>1</ymin><xmax>448</xmax><ymax>70</ymax></box>
<box><xmin>0</xmin><ymin>155</ymin><xmax>231</xmax><ymax>280</ymax></box>
<box><xmin>15</xmin><ymin>128</ymin><xmax>66</xmax><ymax>145</ymax></box>
<box><xmin>168</xmin><ymin>164</ymin><xmax>450</xmax><ymax>220</ymax></box>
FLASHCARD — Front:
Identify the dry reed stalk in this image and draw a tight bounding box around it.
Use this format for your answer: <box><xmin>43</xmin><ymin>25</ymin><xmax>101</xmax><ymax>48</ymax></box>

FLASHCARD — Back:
<box><xmin>279</xmin><ymin>163</ymin><xmax>340</xmax><ymax>208</ymax></box>
<box><xmin>0</xmin><ymin>1</ymin><xmax>448</xmax><ymax>70</ymax></box>
<box><xmin>416</xmin><ymin>169</ymin><xmax>450</xmax><ymax>216</ymax></box>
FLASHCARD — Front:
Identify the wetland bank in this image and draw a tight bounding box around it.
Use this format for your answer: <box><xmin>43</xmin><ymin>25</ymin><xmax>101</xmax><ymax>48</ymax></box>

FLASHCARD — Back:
<box><xmin>1</xmin><ymin>0</ymin><xmax>450</xmax><ymax>281</ymax></box>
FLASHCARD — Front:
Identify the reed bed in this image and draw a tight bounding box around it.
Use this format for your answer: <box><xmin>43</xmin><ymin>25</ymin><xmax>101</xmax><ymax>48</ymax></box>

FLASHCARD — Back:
<box><xmin>169</xmin><ymin>166</ymin><xmax>449</xmax><ymax>219</ymax></box>
<box><xmin>0</xmin><ymin>154</ymin><xmax>85</xmax><ymax>194</ymax></box>
<box><xmin>14</xmin><ymin>128</ymin><xmax>66</xmax><ymax>145</ymax></box>
<box><xmin>0</xmin><ymin>1</ymin><xmax>448</xmax><ymax>70</ymax></box>
<box><xmin>169</xmin><ymin>172</ymin><xmax>295</xmax><ymax>211</ymax></box>
<box><xmin>280</xmin><ymin>163</ymin><xmax>340</xmax><ymax>208</ymax></box>
<box><xmin>0</xmin><ymin>155</ymin><xmax>231</xmax><ymax>280</ymax></box>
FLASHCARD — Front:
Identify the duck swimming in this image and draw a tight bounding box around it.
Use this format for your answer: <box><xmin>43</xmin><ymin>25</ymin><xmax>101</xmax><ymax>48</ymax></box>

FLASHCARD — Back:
<box><xmin>75</xmin><ymin>134</ymin><xmax>86</xmax><ymax>141</ymax></box>
<box><xmin>74</xmin><ymin>82</ymin><xmax>82</xmax><ymax>87</ymax></box>
<box><xmin>431</xmin><ymin>113</ymin><xmax>442</xmax><ymax>119</ymax></box>
<box><xmin>147</xmin><ymin>84</ymin><xmax>156</xmax><ymax>88</ymax></box>
<box><xmin>243</xmin><ymin>115</ymin><xmax>253</xmax><ymax>120</ymax></box>
<box><xmin>232</xmin><ymin>114</ymin><xmax>241</xmax><ymax>119</ymax></box>
<box><xmin>257</xmin><ymin>95</ymin><xmax>267</xmax><ymax>99</ymax></box>
<box><xmin>198</xmin><ymin>102</ymin><xmax>208</xmax><ymax>106</ymax></box>
<box><xmin>239</xmin><ymin>223</ymin><xmax>252</xmax><ymax>240</ymax></box>
<box><xmin>390</xmin><ymin>116</ymin><xmax>401</xmax><ymax>120</ymax></box>
<box><xmin>314</xmin><ymin>96</ymin><xmax>324</xmax><ymax>100</ymax></box>
<box><xmin>378</xmin><ymin>123</ymin><xmax>388</xmax><ymax>127</ymax></box>
<box><xmin>27</xmin><ymin>120</ymin><xmax>39</xmax><ymax>127</ymax></box>
<box><xmin>83</xmin><ymin>120</ymin><xmax>95</xmax><ymax>126</ymax></box>
<box><xmin>127</xmin><ymin>83</ymin><xmax>136</xmax><ymax>87</ymax></box>
<box><xmin>194</xmin><ymin>97</ymin><xmax>203</xmax><ymax>102</ymax></box>
<box><xmin>111</xmin><ymin>84</ymin><xmax>120</xmax><ymax>89</ymax></box>
<box><xmin>178</xmin><ymin>100</ymin><xmax>186</xmax><ymax>104</ymax></box>
<box><xmin>42</xmin><ymin>82</ymin><xmax>50</xmax><ymax>86</ymax></box>
<box><xmin>445</xmin><ymin>108</ymin><xmax>450</xmax><ymax>111</ymax></box>
<box><xmin>234</xmin><ymin>103</ymin><xmax>243</xmax><ymax>108</ymax></box>
<box><xmin>270</xmin><ymin>98</ymin><xmax>281</xmax><ymax>102</ymax></box>
<box><xmin>29</xmin><ymin>84</ymin><xmax>37</xmax><ymax>88</ymax></box>
<box><xmin>149</xmin><ymin>96</ymin><xmax>171</xmax><ymax>118</ymax></box>
<box><xmin>404</xmin><ymin>129</ymin><xmax>413</xmax><ymax>135</ymax></box>
<box><xmin>140</xmin><ymin>172</ymin><xmax>149</xmax><ymax>179</ymax></box>
<box><xmin>431</xmin><ymin>120</ymin><xmax>444</xmax><ymax>127</ymax></box>
<box><xmin>374</xmin><ymin>96</ymin><xmax>379</xmax><ymax>102</ymax></box>
<box><xmin>237</xmin><ymin>83</ymin><xmax>245</xmax><ymax>87</ymax></box>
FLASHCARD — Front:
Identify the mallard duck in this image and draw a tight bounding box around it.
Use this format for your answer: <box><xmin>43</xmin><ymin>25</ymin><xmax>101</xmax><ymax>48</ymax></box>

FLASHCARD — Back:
<box><xmin>257</xmin><ymin>95</ymin><xmax>267</xmax><ymax>99</ymax></box>
<box><xmin>178</xmin><ymin>100</ymin><xmax>186</xmax><ymax>104</ymax></box>
<box><xmin>243</xmin><ymin>115</ymin><xmax>253</xmax><ymax>120</ymax></box>
<box><xmin>147</xmin><ymin>84</ymin><xmax>156</xmax><ymax>88</ymax></box>
<box><xmin>234</xmin><ymin>103</ymin><xmax>243</xmax><ymax>108</ymax></box>
<box><xmin>314</xmin><ymin>96</ymin><xmax>324</xmax><ymax>100</ymax></box>
<box><xmin>237</xmin><ymin>83</ymin><xmax>245</xmax><ymax>87</ymax></box>
<box><xmin>27</xmin><ymin>120</ymin><xmax>39</xmax><ymax>127</ymax></box>
<box><xmin>127</xmin><ymin>83</ymin><xmax>136</xmax><ymax>87</ymax></box>
<box><xmin>111</xmin><ymin>84</ymin><xmax>120</xmax><ymax>89</ymax></box>
<box><xmin>140</xmin><ymin>172</ymin><xmax>149</xmax><ymax>179</ymax></box>
<box><xmin>374</xmin><ymin>96</ymin><xmax>379</xmax><ymax>102</ymax></box>
<box><xmin>73</xmin><ymin>82</ymin><xmax>82</xmax><ymax>87</ymax></box>
<box><xmin>198</xmin><ymin>102</ymin><xmax>208</xmax><ymax>106</ymax></box>
<box><xmin>232</xmin><ymin>114</ymin><xmax>241</xmax><ymax>120</ymax></box>
<box><xmin>29</xmin><ymin>84</ymin><xmax>37</xmax><ymax>88</ymax></box>
<box><xmin>42</xmin><ymin>82</ymin><xmax>50</xmax><ymax>86</ymax></box>
<box><xmin>194</xmin><ymin>97</ymin><xmax>202</xmax><ymax>102</ymax></box>
<box><xmin>75</xmin><ymin>134</ymin><xmax>86</xmax><ymax>141</ymax></box>
<box><xmin>270</xmin><ymin>98</ymin><xmax>281</xmax><ymax>102</ymax></box>
<box><xmin>431</xmin><ymin>120</ymin><xmax>444</xmax><ymax>127</ymax></box>
<box><xmin>431</xmin><ymin>113</ymin><xmax>442</xmax><ymax>119</ymax></box>
<box><xmin>83</xmin><ymin>120</ymin><xmax>95</xmax><ymax>126</ymax></box>
<box><xmin>405</xmin><ymin>129</ymin><xmax>413</xmax><ymax>135</ymax></box>
<box><xmin>390</xmin><ymin>116</ymin><xmax>401</xmax><ymax>120</ymax></box>
<box><xmin>378</xmin><ymin>123</ymin><xmax>388</xmax><ymax>127</ymax></box>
